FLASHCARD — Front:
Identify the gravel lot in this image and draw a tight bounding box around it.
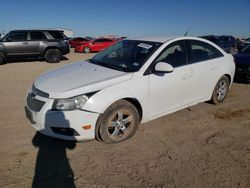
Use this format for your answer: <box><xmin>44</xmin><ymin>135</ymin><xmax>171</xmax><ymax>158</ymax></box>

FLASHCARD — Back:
<box><xmin>0</xmin><ymin>50</ymin><xmax>249</xmax><ymax>188</ymax></box>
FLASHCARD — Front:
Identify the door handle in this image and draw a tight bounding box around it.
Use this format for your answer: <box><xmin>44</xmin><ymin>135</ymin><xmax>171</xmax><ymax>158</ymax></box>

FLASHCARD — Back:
<box><xmin>23</xmin><ymin>42</ymin><xmax>29</xmax><ymax>44</ymax></box>
<box><xmin>42</xmin><ymin>41</ymin><xmax>47</xmax><ymax>44</ymax></box>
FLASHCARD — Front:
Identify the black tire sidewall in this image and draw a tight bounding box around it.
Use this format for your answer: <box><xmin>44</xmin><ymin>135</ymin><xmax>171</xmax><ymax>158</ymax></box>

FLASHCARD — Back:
<box><xmin>45</xmin><ymin>49</ymin><xmax>61</xmax><ymax>63</ymax></box>
<box><xmin>96</xmin><ymin>100</ymin><xmax>139</xmax><ymax>143</ymax></box>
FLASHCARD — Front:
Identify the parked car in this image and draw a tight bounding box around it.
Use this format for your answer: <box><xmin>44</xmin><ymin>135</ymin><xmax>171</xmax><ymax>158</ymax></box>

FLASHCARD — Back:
<box><xmin>74</xmin><ymin>38</ymin><xmax>116</xmax><ymax>53</ymax></box>
<box><xmin>238</xmin><ymin>38</ymin><xmax>250</xmax><ymax>50</ymax></box>
<box><xmin>234</xmin><ymin>44</ymin><xmax>250</xmax><ymax>82</ymax></box>
<box><xmin>69</xmin><ymin>37</ymin><xmax>90</xmax><ymax>48</ymax></box>
<box><xmin>0</xmin><ymin>30</ymin><xmax>70</xmax><ymax>65</ymax></box>
<box><xmin>200</xmin><ymin>35</ymin><xmax>236</xmax><ymax>53</ymax></box>
<box><xmin>25</xmin><ymin>36</ymin><xmax>235</xmax><ymax>143</ymax></box>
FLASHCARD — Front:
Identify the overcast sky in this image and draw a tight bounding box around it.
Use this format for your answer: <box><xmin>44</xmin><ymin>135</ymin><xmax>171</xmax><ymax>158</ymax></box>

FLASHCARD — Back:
<box><xmin>0</xmin><ymin>0</ymin><xmax>250</xmax><ymax>37</ymax></box>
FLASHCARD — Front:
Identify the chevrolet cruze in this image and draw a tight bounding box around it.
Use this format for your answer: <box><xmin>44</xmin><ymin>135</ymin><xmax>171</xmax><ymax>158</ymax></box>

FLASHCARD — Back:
<box><xmin>25</xmin><ymin>36</ymin><xmax>235</xmax><ymax>143</ymax></box>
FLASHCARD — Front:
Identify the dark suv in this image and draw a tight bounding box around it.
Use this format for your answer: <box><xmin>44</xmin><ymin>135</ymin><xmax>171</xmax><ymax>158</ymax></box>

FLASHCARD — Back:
<box><xmin>0</xmin><ymin>30</ymin><xmax>70</xmax><ymax>65</ymax></box>
<box><xmin>200</xmin><ymin>35</ymin><xmax>236</xmax><ymax>53</ymax></box>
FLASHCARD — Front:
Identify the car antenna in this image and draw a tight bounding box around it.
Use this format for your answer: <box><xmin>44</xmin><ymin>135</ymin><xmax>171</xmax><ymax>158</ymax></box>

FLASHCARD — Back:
<box><xmin>184</xmin><ymin>26</ymin><xmax>191</xmax><ymax>36</ymax></box>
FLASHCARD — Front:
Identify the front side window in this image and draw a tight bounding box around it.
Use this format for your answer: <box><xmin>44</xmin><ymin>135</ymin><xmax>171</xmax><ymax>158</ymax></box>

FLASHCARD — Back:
<box><xmin>90</xmin><ymin>40</ymin><xmax>162</xmax><ymax>72</ymax></box>
<box><xmin>154</xmin><ymin>41</ymin><xmax>187</xmax><ymax>67</ymax></box>
<box><xmin>30</xmin><ymin>31</ymin><xmax>46</xmax><ymax>40</ymax></box>
<box><xmin>8</xmin><ymin>32</ymin><xmax>27</xmax><ymax>42</ymax></box>
<box><xmin>188</xmin><ymin>40</ymin><xmax>223</xmax><ymax>63</ymax></box>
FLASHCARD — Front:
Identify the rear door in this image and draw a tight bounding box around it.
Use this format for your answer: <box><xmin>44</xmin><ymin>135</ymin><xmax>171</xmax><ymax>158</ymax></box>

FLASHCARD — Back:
<box><xmin>91</xmin><ymin>39</ymin><xmax>103</xmax><ymax>51</ymax></box>
<box><xmin>3</xmin><ymin>31</ymin><xmax>28</xmax><ymax>55</ymax></box>
<box><xmin>101</xmin><ymin>39</ymin><xmax>114</xmax><ymax>49</ymax></box>
<box><xmin>186</xmin><ymin>40</ymin><xmax>225</xmax><ymax>101</ymax></box>
<box><xmin>28</xmin><ymin>31</ymin><xmax>47</xmax><ymax>54</ymax></box>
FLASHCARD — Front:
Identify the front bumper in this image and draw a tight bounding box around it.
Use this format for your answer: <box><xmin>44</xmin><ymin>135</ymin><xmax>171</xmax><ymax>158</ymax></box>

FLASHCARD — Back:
<box><xmin>25</xmin><ymin>92</ymin><xmax>100</xmax><ymax>141</ymax></box>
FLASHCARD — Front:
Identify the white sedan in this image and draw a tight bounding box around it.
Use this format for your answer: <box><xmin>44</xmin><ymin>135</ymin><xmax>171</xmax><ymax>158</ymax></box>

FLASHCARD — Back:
<box><xmin>25</xmin><ymin>36</ymin><xmax>235</xmax><ymax>143</ymax></box>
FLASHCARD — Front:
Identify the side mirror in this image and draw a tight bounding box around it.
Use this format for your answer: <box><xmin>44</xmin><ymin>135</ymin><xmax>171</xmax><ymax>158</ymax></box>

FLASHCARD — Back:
<box><xmin>154</xmin><ymin>62</ymin><xmax>174</xmax><ymax>73</ymax></box>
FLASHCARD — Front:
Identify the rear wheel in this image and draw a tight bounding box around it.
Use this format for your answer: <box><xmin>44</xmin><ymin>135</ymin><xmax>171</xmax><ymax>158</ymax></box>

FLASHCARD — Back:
<box><xmin>96</xmin><ymin>100</ymin><xmax>139</xmax><ymax>143</ymax></box>
<box><xmin>45</xmin><ymin>49</ymin><xmax>61</xmax><ymax>63</ymax></box>
<box><xmin>211</xmin><ymin>75</ymin><xmax>229</xmax><ymax>104</ymax></box>
<box><xmin>83</xmin><ymin>47</ymin><xmax>90</xmax><ymax>53</ymax></box>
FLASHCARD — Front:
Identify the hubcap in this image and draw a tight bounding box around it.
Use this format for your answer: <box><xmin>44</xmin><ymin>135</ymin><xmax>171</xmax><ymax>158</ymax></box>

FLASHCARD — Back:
<box><xmin>216</xmin><ymin>79</ymin><xmax>228</xmax><ymax>101</ymax></box>
<box><xmin>50</xmin><ymin>53</ymin><xmax>58</xmax><ymax>61</ymax></box>
<box><xmin>84</xmin><ymin>47</ymin><xmax>90</xmax><ymax>53</ymax></box>
<box><xmin>107</xmin><ymin>110</ymin><xmax>134</xmax><ymax>141</ymax></box>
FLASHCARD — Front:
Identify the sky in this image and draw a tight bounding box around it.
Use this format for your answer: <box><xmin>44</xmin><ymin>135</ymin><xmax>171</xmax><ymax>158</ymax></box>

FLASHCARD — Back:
<box><xmin>0</xmin><ymin>0</ymin><xmax>250</xmax><ymax>38</ymax></box>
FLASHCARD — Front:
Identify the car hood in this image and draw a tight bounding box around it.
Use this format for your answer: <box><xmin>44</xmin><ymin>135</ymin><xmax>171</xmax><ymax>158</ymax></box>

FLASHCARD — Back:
<box><xmin>234</xmin><ymin>53</ymin><xmax>250</xmax><ymax>65</ymax></box>
<box><xmin>34</xmin><ymin>61</ymin><xmax>133</xmax><ymax>98</ymax></box>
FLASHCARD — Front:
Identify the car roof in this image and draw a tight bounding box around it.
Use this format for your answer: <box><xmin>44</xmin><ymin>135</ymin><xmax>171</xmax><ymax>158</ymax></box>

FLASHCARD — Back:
<box><xmin>125</xmin><ymin>36</ymin><xmax>208</xmax><ymax>43</ymax></box>
<box><xmin>9</xmin><ymin>29</ymin><xmax>63</xmax><ymax>32</ymax></box>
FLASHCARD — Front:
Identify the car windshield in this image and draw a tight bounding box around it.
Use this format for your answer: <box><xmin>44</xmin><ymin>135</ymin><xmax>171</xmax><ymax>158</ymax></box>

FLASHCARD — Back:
<box><xmin>240</xmin><ymin>44</ymin><xmax>250</xmax><ymax>53</ymax></box>
<box><xmin>89</xmin><ymin>40</ymin><xmax>162</xmax><ymax>72</ymax></box>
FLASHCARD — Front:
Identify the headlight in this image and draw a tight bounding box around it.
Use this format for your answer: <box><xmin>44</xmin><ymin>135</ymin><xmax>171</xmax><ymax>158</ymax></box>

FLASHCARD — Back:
<box><xmin>53</xmin><ymin>95</ymin><xmax>88</xmax><ymax>110</ymax></box>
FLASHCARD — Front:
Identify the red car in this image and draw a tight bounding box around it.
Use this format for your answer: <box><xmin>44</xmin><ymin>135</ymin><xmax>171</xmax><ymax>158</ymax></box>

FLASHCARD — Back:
<box><xmin>69</xmin><ymin>37</ymin><xmax>90</xmax><ymax>48</ymax></box>
<box><xmin>75</xmin><ymin>38</ymin><xmax>115</xmax><ymax>53</ymax></box>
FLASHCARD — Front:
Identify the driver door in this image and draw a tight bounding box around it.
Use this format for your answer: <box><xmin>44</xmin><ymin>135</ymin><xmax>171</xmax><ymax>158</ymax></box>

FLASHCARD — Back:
<box><xmin>147</xmin><ymin>40</ymin><xmax>194</xmax><ymax>119</ymax></box>
<box><xmin>3</xmin><ymin>31</ymin><xmax>28</xmax><ymax>55</ymax></box>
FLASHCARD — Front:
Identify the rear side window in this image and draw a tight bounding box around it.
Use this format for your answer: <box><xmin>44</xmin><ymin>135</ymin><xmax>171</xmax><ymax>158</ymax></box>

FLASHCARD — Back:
<box><xmin>48</xmin><ymin>31</ymin><xmax>66</xmax><ymax>39</ymax></box>
<box><xmin>9</xmin><ymin>32</ymin><xmax>27</xmax><ymax>41</ymax></box>
<box><xmin>30</xmin><ymin>31</ymin><xmax>46</xmax><ymax>40</ymax></box>
<box><xmin>188</xmin><ymin>40</ymin><xmax>223</xmax><ymax>63</ymax></box>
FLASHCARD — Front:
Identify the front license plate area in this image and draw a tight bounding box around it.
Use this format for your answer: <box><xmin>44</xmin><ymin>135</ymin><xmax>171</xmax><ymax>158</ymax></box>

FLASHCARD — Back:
<box><xmin>25</xmin><ymin>106</ymin><xmax>36</xmax><ymax>124</ymax></box>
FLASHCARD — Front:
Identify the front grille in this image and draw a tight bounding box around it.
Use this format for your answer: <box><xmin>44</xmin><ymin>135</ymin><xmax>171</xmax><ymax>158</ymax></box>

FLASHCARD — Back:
<box><xmin>27</xmin><ymin>93</ymin><xmax>45</xmax><ymax>112</ymax></box>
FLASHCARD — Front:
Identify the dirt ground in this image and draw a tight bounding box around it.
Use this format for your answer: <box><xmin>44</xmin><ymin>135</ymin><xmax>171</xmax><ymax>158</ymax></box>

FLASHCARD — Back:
<box><xmin>0</xmin><ymin>50</ymin><xmax>249</xmax><ymax>188</ymax></box>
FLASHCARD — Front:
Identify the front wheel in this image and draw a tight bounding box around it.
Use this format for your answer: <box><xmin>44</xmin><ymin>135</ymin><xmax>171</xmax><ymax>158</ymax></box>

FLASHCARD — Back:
<box><xmin>211</xmin><ymin>75</ymin><xmax>229</xmax><ymax>104</ymax></box>
<box><xmin>96</xmin><ymin>100</ymin><xmax>139</xmax><ymax>143</ymax></box>
<box><xmin>45</xmin><ymin>49</ymin><xmax>62</xmax><ymax>63</ymax></box>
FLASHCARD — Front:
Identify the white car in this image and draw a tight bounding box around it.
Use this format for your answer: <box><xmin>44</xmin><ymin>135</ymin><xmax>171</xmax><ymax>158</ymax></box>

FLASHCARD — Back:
<box><xmin>25</xmin><ymin>36</ymin><xmax>235</xmax><ymax>143</ymax></box>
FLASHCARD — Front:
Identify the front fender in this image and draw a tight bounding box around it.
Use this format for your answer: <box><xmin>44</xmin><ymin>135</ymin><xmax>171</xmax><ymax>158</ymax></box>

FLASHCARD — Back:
<box><xmin>83</xmin><ymin>76</ymin><xmax>148</xmax><ymax>119</ymax></box>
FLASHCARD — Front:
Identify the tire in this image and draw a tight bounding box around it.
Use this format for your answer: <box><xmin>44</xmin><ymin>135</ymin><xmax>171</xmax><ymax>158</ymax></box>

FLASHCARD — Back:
<box><xmin>45</xmin><ymin>49</ymin><xmax>61</xmax><ymax>63</ymax></box>
<box><xmin>83</xmin><ymin>47</ymin><xmax>90</xmax><ymax>53</ymax></box>
<box><xmin>96</xmin><ymin>100</ymin><xmax>139</xmax><ymax>144</ymax></box>
<box><xmin>211</xmin><ymin>75</ymin><xmax>229</xmax><ymax>104</ymax></box>
<box><xmin>0</xmin><ymin>53</ymin><xmax>5</xmax><ymax>65</ymax></box>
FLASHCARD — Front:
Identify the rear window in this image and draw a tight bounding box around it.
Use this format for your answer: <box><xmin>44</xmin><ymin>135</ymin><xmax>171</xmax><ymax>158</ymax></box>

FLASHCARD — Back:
<box><xmin>48</xmin><ymin>31</ymin><xmax>66</xmax><ymax>39</ymax></box>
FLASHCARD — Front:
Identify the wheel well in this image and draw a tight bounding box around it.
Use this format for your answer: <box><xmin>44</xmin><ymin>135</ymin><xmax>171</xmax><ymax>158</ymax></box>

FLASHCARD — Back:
<box><xmin>224</xmin><ymin>74</ymin><xmax>231</xmax><ymax>84</ymax></box>
<box><xmin>123</xmin><ymin>98</ymin><xmax>143</xmax><ymax>122</ymax></box>
<box><xmin>44</xmin><ymin>47</ymin><xmax>60</xmax><ymax>55</ymax></box>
